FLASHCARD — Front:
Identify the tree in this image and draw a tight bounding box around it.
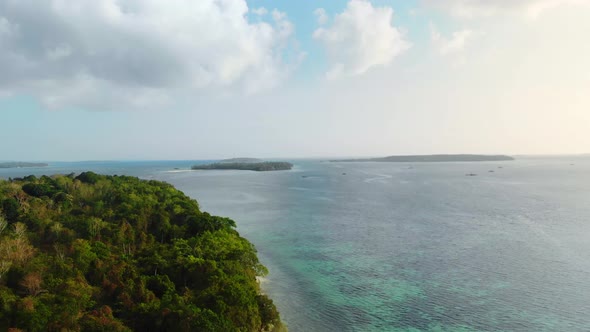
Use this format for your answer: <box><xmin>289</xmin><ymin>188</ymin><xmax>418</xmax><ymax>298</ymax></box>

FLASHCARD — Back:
<box><xmin>0</xmin><ymin>216</ymin><xmax>12</xmax><ymax>282</ymax></box>
<box><xmin>76</xmin><ymin>171</ymin><xmax>101</xmax><ymax>184</ymax></box>
<box><xmin>0</xmin><ymin>223</ymin><xmax>35</xmax><ymax>268</ymax></box>
<box><xmin>1</xmin><ymin>198</ymin><xmax>19</xmax><ymax>222</ymax></box>
<box><xmin>0</xmin><ymin>261</ymin><xmax>11</xmax><ymax>282</ymax></box>
<box><xmin>0</xmin><ymin>216</ymin><xmax>7</xmax><ymax>235</ymax></box>
<box><xmin>20</xmin><ymin>272</ymin><xmax>44</xmax><ymax>297</ymax></box>
<box><xmin>80</xmin><ymin>305</ymin><xmax>130</xmax><ymax>332</ymax></box>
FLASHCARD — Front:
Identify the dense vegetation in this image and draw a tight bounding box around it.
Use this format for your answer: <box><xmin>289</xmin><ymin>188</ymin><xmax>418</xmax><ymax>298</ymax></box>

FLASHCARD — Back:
<box><xmin>219</xmin><ymin>158</ymin><xmax>262</xmax><ymax>164</ymax></box>
<box><xmin>331</xmin><ymin>154</ymin><xmax>514</xmax><ymax>162</ymax></box>
<box><xmin>192</xmin><ymin>162</ymin><xmax>293</xmax><ymax>172</ymax></box>
<box><xmin>0</xmin><ymin>172</ymin><xmax>283</xmax><ymax>331</ymax></box>
<box><xmin>0</xmin><ymin>162</ymin><xmax>48</xmax><ymax>168</ymax></box>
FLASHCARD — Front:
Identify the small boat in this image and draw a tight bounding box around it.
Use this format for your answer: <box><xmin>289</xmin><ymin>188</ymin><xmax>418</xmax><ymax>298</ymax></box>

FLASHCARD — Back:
<box><xmin>465</xmin><ymin>173</ymin><xmax>477</xmax><ymax>176</ymax></box>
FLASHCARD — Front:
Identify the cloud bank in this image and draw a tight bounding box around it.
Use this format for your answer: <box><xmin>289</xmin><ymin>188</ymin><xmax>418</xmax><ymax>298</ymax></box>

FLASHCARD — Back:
<box><xmin>430</xmin><ymin>24</ymin><xmax>475</xmax><ymax>56</ymax></box>
<box><xmin>0</xmin><ymin>0</ymin><xmax>298</xmax><ymax>110</ymax></box>
<box><xmin>422</xmin><ymin>0</ymin><xmax>589</xmax><ymax>18</ymax></box>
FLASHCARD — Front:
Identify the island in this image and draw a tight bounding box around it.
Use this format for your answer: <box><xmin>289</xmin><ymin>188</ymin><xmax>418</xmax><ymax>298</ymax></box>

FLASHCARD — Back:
<box><xmin>331</xmin><ymin>154</ymin><xmax>514</xmax><ymax>162</ymax></box>
<box><xmin>0</xmin><ymin>162</ymin><xmax>48</xmax><ymax>168</ymax></box>
<box><xmin>192</xmin><ymin>161</ymin><xmax>293</xmax><ymax>171</ymax></box>
<box><xmin>218</xmin><ymin>158</ymin><xmax>263</xmax><ymax>164</ymax></box>
<box><xmin>0</xmin><ymin>172</ymin><xmax>284</xmax><ymax>331</ymax></box>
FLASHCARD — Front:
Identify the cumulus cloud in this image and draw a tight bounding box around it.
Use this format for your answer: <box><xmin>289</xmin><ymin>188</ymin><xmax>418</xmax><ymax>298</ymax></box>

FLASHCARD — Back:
<box><xmin>0</xmin><ymin>0</ymin><xmax>299</xmax><ymax>110</ymax></box>
<box><xmin>422</xmin><ymin>0</ymin><xmax>589</xmax><ymax>18</ymax></box>
<box><xmin>314</xmin><ymin>8</ymin><xmax>328</xmax><ymax>25</ymax></box>
<box><xmin>251</xmin><ymin>7</ymin><xmax>268</xmax><ymax>16</ymax></box>
<box><xmin>313</xmin><ymin>0</ymin><xmax>410</xmax><ymax>79</ymax></box>
<box><xmin>430</xmin><ymin>23</ymin><xmax>475</xmax><ymax>55</ymax></box>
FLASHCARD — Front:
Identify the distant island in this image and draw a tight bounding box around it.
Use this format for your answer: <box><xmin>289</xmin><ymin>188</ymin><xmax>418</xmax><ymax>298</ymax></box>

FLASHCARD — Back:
<box><xmin>218</xmin><ymin>158</ymin><xmax>263</xmax><ymax>163</ymax></box>
<box><xmin>0</xmin><ymin>162</ymin><xmax>48</xmax><ymax>168</ymax></box>
<box><xmin>331</xmin><ymin>154</ymin><xmax>514</xmax><ymax>162</ymax></box>
<box><xmin>192</xmin><ymin>161</ymin><xmax>293</xmax><ymax>171</ymax></box>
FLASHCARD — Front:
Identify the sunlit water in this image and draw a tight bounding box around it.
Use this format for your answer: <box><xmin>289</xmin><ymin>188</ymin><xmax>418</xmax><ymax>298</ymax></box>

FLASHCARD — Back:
<box><xmin>2</xmin><ymin>157</ymin><xmax>590</xmax><ymax>331</ymax></box>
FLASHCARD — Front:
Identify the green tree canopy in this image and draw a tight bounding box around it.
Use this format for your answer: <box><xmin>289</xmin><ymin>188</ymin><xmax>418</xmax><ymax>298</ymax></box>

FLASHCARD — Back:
<box><xmin>0</xmin><ymin>173</ymin><xmax>284</xmax><ymax>331</ymax></box>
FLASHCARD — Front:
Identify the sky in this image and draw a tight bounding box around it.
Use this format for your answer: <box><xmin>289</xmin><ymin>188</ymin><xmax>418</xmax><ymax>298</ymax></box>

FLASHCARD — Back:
<box><xmin>1</xmin><ymin>0</ymin><xmax>589</xmax><ymax>161</ymax></box>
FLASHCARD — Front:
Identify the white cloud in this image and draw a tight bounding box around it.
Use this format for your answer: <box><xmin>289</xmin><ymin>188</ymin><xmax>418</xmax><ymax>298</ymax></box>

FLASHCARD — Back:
<box><xmin>0</xmin><ymin>0</ymin><xmax>300</xmax><ymax>111</ymax></box>
<box><xmin>251</xmin><ymin>7</ymin><xmax>268</xmax><ymax>16</ymax></box>
<box><xmin>313</xmin><ymin>0</ymin><xmax>410</xmax><ymax>79</ymax></box>
<box><xmin>423</xmin><ymin>0</ymin><xmax>589</xmax><ymax>18</ymax></box>
<box><xmin>524</xmin><ymin>0</ymin><xmax>590</xmax><ymax>18</ymax></box>
<box><xmin>314</xmin><ymin>8</ymin><xmax>329</xmax><ymax>25</ymax></box>
<box><xmin>430</xmin><ymin>23</ymin><xmax>475</xmax><ymax>55</ymax></box>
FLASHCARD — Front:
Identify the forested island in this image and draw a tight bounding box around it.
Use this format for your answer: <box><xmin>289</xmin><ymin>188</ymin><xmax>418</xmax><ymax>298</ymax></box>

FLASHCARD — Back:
<box><xmin>192</xmin><ymin>162</ymin><xmax>293</xmax><ymax>172</ymax></box>
<box><xmin>0</xmin><ymin>172</ymin><xmax>284</xmax><ymax>331</ymax></box>
<box><xmin>219</xmin><ymin>158</ymin><xmax>263</xmax><ymax>164</ymax></box>
<box><xmin>331</xmin><ymin>154</ymin><xmax>514</xmax><ymax>162</ymax></box>
<box><xmin>0</xmin><ymin>162</ymin><xmax>48</xmax><ymax>168</ymax></box>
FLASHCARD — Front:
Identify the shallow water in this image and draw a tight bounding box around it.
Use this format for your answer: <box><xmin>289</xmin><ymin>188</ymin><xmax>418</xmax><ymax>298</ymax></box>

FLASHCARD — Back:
<box><xmin>3</xmin><ymin>157</ymin><xmax>590</xmax><ymax>331</ymax></box>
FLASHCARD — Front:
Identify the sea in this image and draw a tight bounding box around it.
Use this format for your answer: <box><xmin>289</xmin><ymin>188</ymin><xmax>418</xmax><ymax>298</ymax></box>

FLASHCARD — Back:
<box><xmin>2</xmin><ymin>156</ymin><xmax>590</xmax><ymax>331</ymax></box>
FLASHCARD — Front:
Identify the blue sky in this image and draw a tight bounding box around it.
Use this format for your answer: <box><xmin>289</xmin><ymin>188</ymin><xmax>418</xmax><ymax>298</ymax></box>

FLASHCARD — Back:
<box><xmin>1</xmin><ymin>0</ymin><xmax>589</xmax><ymax>160</ymax></box>
<box><xmin>247</xmin><ymin>0</ymin><xmax>423</xmax><ymax>75</ymax></box>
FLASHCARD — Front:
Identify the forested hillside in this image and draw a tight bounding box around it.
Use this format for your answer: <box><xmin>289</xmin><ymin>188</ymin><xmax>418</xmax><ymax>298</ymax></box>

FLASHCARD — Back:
<box><xmin>0</xmin><ymin>172</ymin><xmax>283</xmax><ymax>331</ymax></box>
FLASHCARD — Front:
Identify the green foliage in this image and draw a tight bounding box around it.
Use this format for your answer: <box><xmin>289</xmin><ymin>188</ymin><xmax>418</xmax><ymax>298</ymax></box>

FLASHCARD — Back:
<box><xmin>0</xmin><ymin>173</ymin><xmax>282</xmax><ymax>331</ymax></box>
<box><xmin>1</xmin><ymin>198</ymin><xmax>19</xmax><ymax>222</ymax></box>
<box><xmin>76</xmin><ymin>171</ymin><xmax>101</xmax><ymax>184</ymax></box>
<box><xmin>22</xmin><ymin>183</ymin><xmax>57</xmax><ymax>198</ymax></box>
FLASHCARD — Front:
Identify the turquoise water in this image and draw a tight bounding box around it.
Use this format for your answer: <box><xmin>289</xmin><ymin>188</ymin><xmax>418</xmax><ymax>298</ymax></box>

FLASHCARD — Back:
<box><xmin>2</xmin><ymin>157</ymin><xmax>590</xmax><ymax>331</ymax></box>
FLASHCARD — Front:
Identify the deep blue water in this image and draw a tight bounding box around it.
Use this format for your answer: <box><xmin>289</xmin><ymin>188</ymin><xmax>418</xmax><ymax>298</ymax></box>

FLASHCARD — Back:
<box><xmin>2</xmin><ymin>157</ymin><xmax>590</xmax><ymax>331</ymax></box>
